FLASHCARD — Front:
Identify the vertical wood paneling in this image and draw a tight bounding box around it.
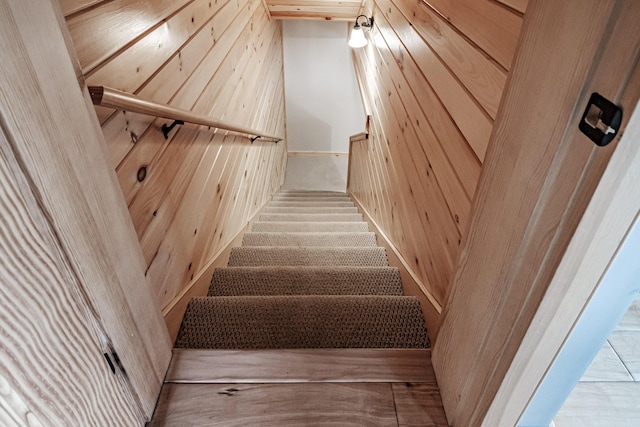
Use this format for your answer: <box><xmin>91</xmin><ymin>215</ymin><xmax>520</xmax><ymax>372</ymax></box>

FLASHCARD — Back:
<box><xmin>65</xmin><ymin>0</ymin><xmax>287</xmax><ymax>317</ymax></box>
<box><xmin>348</xmin><ymin>0</ymin><xmax>525</xmax><ymax>311</ymax></box>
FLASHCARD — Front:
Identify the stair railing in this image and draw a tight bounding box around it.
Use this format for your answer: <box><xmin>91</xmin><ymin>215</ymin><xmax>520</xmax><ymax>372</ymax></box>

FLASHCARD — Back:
<box><xmin>89</xmin><ymin>86</ymin><xmax>283</xmax><ymax>142</ymax></box>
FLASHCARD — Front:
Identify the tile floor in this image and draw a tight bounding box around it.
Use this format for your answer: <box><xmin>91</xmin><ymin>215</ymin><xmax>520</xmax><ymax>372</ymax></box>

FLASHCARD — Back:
<box><xmin>553</xmin><ymin>295</ymin><xmax>640</xmax><ymax>426</ymax></box>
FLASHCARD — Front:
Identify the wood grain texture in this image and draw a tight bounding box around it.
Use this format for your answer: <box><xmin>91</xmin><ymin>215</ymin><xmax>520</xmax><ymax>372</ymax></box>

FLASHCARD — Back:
<box><xmin>0</xmin><ymin>101</ymin><xmax>139</xmax><ymax>426</ymax></box>
<box><xmin>166</xmin><ymin>349</ymin><xmax>436</xmax><ymax>383</ymax></box>
<box><xmin>423</xmin><ymin>0</ymin><xmax>523</xmax><ymax>70</ymax></box>
<box><xmin>266</xmin><ymin>0</ymin><xmax>361</xmax><ymax>20</ymax></box>
<box><xmin>496</xmin><ymin>0</ymin><xmax>528</xmax><ymax>14</ymax></box>
<box><xmin>391</xmin><ymin>0</ymin><xmax>506</xmax><ymax>120</ymax></box>
<box><xmin>1</xmin><ymin>0</ymin><xmax>173</xmax><ymax>418</ymax></box>
<box><xmin>348</xmin><ymin>0</ymin><xmax>522</xmax><ymax>312</ymax></box>
<box><xmin>392</xmin><ymin>383</ymin><xmax>449</xmax><ymax>426</ymax></box>
<box><xmin>65</xmin><ymin>0</ymin><xmax>190</xmax><ymax>72</ymax></box>
<box><xmin>65</xmin><ymin>0</ymin><xmax>288</xmax><ymax>315</ymax></box>
<box><xmin>149</xmin><ymin>383</ymin><xmax>399</xmax><ymax>426</ymax></box>
<box><xmin>487</xmin><ymin>53</ymin><xmax>640</xmax><ymax>424</ymax></box>
<box><xmin>59</xmin><ymin>0</ymin><xmax>105</xmax><ymax>16</ymax></box>
<box><xmin>352</xmin><ymin>48</ymin><xmax>459</xmax><ymax>304</ymax></box>
<box><xmin>433</xmin><ymin>1</ymin><xmax>640</xmax><ymax>425</ymax></box>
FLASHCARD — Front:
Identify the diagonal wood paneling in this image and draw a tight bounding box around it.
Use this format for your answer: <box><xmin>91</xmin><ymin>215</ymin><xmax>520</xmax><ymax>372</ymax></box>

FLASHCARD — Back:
<box><xmin>64</xmin><ymin>0</ymin><xmax>287</xmax><ymax>326</ymax></box>
<box><xmin>348</xmin><ymin>0</ymin><xmax>526</xmax><ymax>316</ymax></box>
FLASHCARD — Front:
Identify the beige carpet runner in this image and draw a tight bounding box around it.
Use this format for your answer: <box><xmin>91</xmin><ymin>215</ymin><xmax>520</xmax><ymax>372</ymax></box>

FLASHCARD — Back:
<box><xmin>176</xmin><ymin>190</ymin><xmax>429</xmax><ymax>349</ymax></box>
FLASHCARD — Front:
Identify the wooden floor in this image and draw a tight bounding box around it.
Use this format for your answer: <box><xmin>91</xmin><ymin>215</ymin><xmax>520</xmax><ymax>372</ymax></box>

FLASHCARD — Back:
<box><xmin>149</xmin><ymin>349</ymin><xmax>448</xmax><ymax>426</ymax></box>
<box><xmin>554</xmin><ymin>295</ymin><xmax>640</xmax><ymax>426</ymax></box>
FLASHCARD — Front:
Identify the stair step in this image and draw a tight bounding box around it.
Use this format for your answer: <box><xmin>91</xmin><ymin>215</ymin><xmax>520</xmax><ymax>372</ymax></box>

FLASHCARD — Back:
<box><xmin>259</xmin><ymin>213</ymin><xmax>363</xmax><ymax>222</ymax></box>
<box><xmin>165</xmin><ymin>348</ymin><xmax>434</xmax><ymax>383</ymax></box>
<box><xmin>227</xmin><ymin>247</ymin><xmax>388</xmax><ymax>267</ymax></box>
<box><xmin>269</xmin><ymin>200</ymin><xmax>355</xmax><ymax>208</ymax></box>
<box><xmin>251</xmin><ymin>221</ymin><xmax>369</xmax><ymax>232</ymax></box>
<box><xmin>273</xmin><ymin>196</ymin><xmax>353</xmax><ymax>202</ymax></box>
<box><xmin>208</xmin><ymin>266</ymin><xmax>403</xmax><ymax>296</ymax></box>
<box><xmin>175</xmin><ymin>296</ymin><xmax>429</xmax><ymax>349</ymax></box>
<box><xmin>264</xmin><ymin>206</ymin><xmax>359</xmax><ymax>214</ymax></box>
<box><xmin>277</xmin><ymin>191</ymin><xmax>348</xmax><ymax>196</ymax></box>
<box><xmin>242</xmin><ymin>232</ymin><xmax>377</xmax><ymax>247</ymax></box>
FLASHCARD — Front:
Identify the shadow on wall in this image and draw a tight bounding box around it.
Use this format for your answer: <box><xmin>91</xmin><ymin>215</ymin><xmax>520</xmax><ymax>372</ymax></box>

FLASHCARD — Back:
<box><xmin>286</xmin><ymin>99</ymin><xmax>332</xmax><ymax>151</ymax></box>
<box><xmin>283</xmin><ymin>156</ymin><xmax>348</xmax><ymax>192</ymax></box>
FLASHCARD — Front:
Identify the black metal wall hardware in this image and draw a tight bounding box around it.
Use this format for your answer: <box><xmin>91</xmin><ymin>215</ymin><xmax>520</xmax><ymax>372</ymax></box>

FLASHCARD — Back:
<box><xmin>251</xmin><ymin>135</ymin><xmax>262</xmax><ymax>143</ymax></box>
<box><xmin>162</xmin><ymin>120</ymin><xmax>185</xmax><ymax>139</ymax></box>
<box><xmin>579</xmin><ymin>93</ymin><xmax>622</xmax><ymax>147</ymax></box>
<box><xmin>103</xmin><ymin>352</ymin><xmax>116</xmax><ymax>374</ymax></box>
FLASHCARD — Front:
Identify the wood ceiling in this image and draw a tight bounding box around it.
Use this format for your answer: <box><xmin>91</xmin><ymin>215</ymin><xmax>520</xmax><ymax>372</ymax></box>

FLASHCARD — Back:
<box><xmin>264</xmin><ymin>0</ymin><xmax>362</xmax><ymax>21</ymax></box>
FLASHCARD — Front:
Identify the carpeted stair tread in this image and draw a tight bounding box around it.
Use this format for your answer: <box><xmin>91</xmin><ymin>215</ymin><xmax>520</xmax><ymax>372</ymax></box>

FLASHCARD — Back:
<box><xmin>227</xmin><ymin>247</ymin><xmax>388</xmax><ymax>267</ymax></box>
<box><xmin>242</xmin><ymin>232</ymin><xmax>377</xmax><ymax>247</ymax></box>
<box><xmin>259</xmin><ymin>213</ymin><xmax>363</xmax><ymax>222</ymax></box>
<box><xmin>208</xmin><ymin>266</ymin><xmax>403</xmax><ymax>296</ymax></box>
<box><xmin>251</xmin><ymin>221</ymin><xmax>370</xmax><ymax>232</ymax></box>
<box><xmin>175</xmin><ymin>295</ymin><xmax>429</xmax><ymax>349</ymax></box>
<box><xmin>264</xmin><ymin>206</ymin><xmax>359</xmax><ymax>214</ymax></box>
<box><xmin>278</xmin><ymin>191</ymin><xmax>348</xmax><ymax>196</ymax></box>
<box><xmin>270</xmin><ymin>201</ymin><xmax>355</xmax><ymax>208</ymax></box>
<box><xmin>273</xmin><ymin>197</ymin><xmax>353</xmax><ymax>203</ymax></box>
<box><xmin>273</xmin><ymin>194</ymin><xmax>352</xmax><ymax>199</ymax></box>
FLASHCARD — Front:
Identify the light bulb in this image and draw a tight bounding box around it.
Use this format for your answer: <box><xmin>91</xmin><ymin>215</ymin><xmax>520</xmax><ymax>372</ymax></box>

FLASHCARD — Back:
<box><xmin>348</xmin><ymin>26</ymin><xmax>367</xmax><ymax>48</ymax></box>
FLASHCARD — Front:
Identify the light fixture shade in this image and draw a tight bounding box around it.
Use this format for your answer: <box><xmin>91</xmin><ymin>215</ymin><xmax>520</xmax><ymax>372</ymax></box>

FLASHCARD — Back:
<box><xmin>348</xmin><ymin>26</ymin><xmax>368</xmax><ymax>48</ymax></box>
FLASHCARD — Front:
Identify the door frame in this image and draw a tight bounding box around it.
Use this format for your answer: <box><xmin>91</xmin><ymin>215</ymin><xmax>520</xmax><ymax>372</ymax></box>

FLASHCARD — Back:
<box><xmin>432</xmin><ymin>1</ymin><xmax>640</xmax><ymax>425</ymax></box>
<box><xmin>489</xmin><ymin>90</ymin><xmax>640</xmax><ymax>425</ymax></box>
<box><xmin>0</xmin><ymin>0</ymin><xmax>172</xmax><ymax>420</ymax></box>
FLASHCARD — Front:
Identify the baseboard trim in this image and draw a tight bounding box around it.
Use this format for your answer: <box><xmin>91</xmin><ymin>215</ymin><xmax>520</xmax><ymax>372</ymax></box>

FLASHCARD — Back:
<box><xmin>349</xmin><ymin>193</ymin><xmax>442</xmax><ymax>341</ymax></box>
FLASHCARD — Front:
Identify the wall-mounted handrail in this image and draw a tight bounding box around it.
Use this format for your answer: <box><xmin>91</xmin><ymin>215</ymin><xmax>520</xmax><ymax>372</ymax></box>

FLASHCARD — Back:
<box><xmin>89</xmin><ymin>86</ymin><xmax>283</xmax><ymax>142</ymax></box>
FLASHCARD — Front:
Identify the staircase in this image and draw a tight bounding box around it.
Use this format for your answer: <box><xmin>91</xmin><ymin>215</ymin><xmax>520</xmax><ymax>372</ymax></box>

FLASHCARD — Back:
<box><xmin>175</xmin><ymin>190</ymin><xmax>430</xmax><ymax>350</ymax></box>
<box><xmin>150</xmin><ymin>191</ymin><xmax>447</xmax><ymax>426</ymax></box>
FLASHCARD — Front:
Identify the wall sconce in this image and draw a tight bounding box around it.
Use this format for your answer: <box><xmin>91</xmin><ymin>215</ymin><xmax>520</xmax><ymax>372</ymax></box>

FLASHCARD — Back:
<box><xmin>348</xmin><ymin>15</ymin><xmax>373</xmax><ymax>48</ymax></box>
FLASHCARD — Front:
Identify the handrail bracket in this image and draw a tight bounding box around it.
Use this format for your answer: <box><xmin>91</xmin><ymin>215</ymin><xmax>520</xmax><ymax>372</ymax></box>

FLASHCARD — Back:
<box><xmin>162</xmin><ymin>120</ymin><xmax>185</xmax><ymax>139</ymax></box>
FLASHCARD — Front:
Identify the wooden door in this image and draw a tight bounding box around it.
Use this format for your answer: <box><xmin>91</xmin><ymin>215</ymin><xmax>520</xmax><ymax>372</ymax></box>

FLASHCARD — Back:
<box><xmin>432</xmin><ymin>0</ymin><xmax>640</xmax><ymax>425</ymax></box>
<box><xmin>0</xmin><ymin>1</ymin><xmax>172</xmax><ymax>424</ymax></box>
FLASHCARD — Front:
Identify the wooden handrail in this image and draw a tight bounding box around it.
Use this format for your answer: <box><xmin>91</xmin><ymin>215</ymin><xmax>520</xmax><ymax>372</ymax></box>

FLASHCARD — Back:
<box><xmin>89</xmin><ymin>86</ymin><xmax>283</xmax><ymax>142</ymax></box>
<box><xmin>349</xmin><ymin>131</ymin><xmax>369</xmax><ymax>142</ymax></box>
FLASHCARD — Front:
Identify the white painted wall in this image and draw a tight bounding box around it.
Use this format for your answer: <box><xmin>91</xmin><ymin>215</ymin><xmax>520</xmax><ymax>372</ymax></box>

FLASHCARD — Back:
<box><xmin>282</xmin><ymin>20</ymin><xmax>365</xmax><ymax>153</ymax></box>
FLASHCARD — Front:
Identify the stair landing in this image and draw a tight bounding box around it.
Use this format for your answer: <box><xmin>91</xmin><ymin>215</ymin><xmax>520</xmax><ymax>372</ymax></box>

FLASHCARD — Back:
<box><xmin>150</xmin><ymin>349</ymin><xmax>448</xmax><ymax>426</ymax></box>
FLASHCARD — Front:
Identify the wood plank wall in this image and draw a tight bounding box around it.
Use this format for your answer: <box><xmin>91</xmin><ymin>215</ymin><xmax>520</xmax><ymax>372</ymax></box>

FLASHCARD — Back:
<box><xmin>348</xmin><ymin>0</ymin><xmax>527</xmax><ymax>320</ymax></box>
<box><xmin>63</xmin><ymin>0</ymin><xmax>287</xmax><ymax>315</ymax></box>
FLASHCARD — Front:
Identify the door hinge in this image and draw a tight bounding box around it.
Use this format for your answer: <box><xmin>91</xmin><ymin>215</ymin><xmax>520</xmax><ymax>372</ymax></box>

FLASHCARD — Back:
<box><xmin>103</xmin><ymin>352</ymin><xmax>116</xmax><ymax>374</ymax></box>
<box><xmin>103</xmin><ymin>350</ymin><xmax>126</xmax><ymax>375</ymax></box>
